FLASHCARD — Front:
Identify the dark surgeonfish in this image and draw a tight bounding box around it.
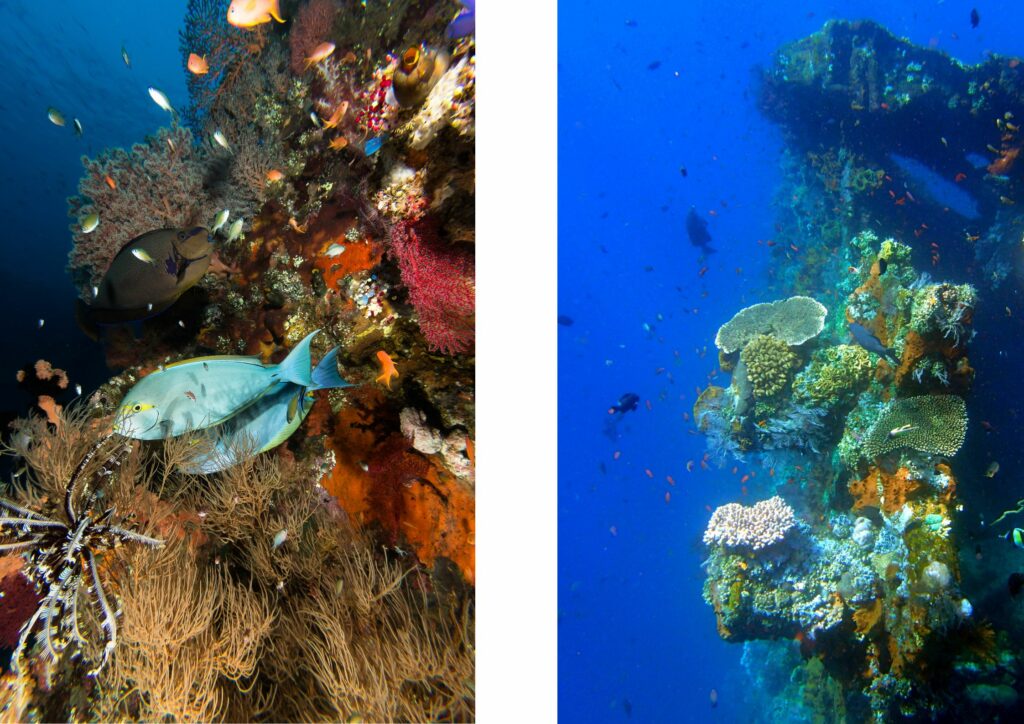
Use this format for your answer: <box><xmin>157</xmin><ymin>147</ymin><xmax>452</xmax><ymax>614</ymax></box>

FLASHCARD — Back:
<box><xmin>848</xmin><ymin>322</ymin><xmax>900</xmax><ymax>365</ymax></box>
<box><xmin>686</xmin><ymin>207</ymin><xmax>715</xmax><ymax>254</ymax></box>
<box><xmin>79</xmin><ymin>227</ymin><xmax>213</xmax><ymax>329</ymax></box>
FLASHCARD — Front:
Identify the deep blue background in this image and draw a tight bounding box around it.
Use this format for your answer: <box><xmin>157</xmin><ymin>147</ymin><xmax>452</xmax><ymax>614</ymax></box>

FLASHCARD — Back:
<box><xmin>558</xmin><ymin>1</ymin><xmax>1024</xmax><ymax>721</ymax></box>
<box><xmin>0</xmin><ymin>1</ymin><xmax>187</xmax><ymax>418</ymax></box>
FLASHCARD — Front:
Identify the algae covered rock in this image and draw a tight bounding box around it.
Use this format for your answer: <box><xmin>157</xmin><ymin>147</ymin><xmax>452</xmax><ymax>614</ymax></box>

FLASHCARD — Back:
<box><xmin>793</xmin><ymin>344</ymin><xmax>872</xmax><ymax>407</ymax></box>
<box><xmin>862</xmin><ymin>394</ymin><xmax>967</xmax><ymax>458</ymax></box>
<box><xmin>715</xmin><ymin>296</ymin><xmax>827</xmax><ymax>355</ymax></box>
<box><xmin>741</xmin><ymin>335</ymin><xmax>799</xmax><ymax>398</ymax></box>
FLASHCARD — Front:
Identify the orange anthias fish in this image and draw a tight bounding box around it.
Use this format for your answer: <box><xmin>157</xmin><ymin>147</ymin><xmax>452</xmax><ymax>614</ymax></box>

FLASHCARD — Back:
<box><xmin>104</xmin><ymin>174</ymin><xmax>116</xmax><ymax>190</ymax></box>
<box><xmin>304</xmin><ymin>42</ymin><xmax>336</xmax><ymax>68</ymax></box>
<box><xmin>328</xmin><ymin>136</ymin><xmax>349</xmax><ymax>151</ymax></box>
<box><xmin>187</xmin><ymin>53</ymin><xmax>209</xmax><ymax>75</ymax></box>
<box><xmin>265</xmin><ymin>169</ymin><xmax>284</xmax><ymax>183</ymax></box>
<box><xmin>227</xmin><ymin>0</ymin><xmax>285</xmax><ymax>28</ymax></box>
<box><xmin>288</xmin><ymin>217</ymin><xmax>307</xmax><ymax>234</ymax></box>
<box><xmin>375</xmin><ymin>350</ymin><xmax>399</xmax><ymax>389</ymax></box>
<box><xmin>322</xmin><ymin>101</ymin><xmax>349</xmax><ymax>129</ymax></box>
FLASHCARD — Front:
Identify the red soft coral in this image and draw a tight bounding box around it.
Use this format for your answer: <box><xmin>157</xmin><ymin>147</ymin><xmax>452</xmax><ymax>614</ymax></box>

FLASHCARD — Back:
<box><xmin>388</xmin><ymin>216</ymin><xmax>475</xmax><ymax>355</ymax></box>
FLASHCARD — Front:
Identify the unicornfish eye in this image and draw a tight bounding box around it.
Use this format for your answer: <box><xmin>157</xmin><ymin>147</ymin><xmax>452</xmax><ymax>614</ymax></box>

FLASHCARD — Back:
<box><xmin>402</xmin><ymin>47</ymin><xmax>420</xmax><ymax>71</ymax></box>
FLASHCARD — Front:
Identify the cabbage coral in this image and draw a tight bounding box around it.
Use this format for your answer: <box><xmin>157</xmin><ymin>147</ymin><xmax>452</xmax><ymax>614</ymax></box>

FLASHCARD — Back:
<box><xmin>793</xmin><ymin>344</ymin><xmax>872</xmax><ymax>406</ymax></box>
<box><xmin>741</xmin><ymin>334</ymin><xmax>799</xmax><ymax>398</ymax></box>
<box><xmin>862</xmin><ymin>395</ymin><xmax>967</xmax><ymax>458</ymax></box>
<box><xmin>715</xmin><ymin>296</ymin><xmax>827</xmax><ymax>354</ymax></box>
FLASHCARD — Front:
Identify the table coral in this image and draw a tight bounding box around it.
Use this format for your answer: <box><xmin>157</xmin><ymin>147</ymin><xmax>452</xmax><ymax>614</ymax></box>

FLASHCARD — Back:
<box><xmin>703</xmin><ymin>496</ymin><xmax>797</xmax><ymax>551</ymax></box>
<box><xmin>715</xmin><ymin>295</ymin><xmax>828</xmax><ymax>355</ymax></box>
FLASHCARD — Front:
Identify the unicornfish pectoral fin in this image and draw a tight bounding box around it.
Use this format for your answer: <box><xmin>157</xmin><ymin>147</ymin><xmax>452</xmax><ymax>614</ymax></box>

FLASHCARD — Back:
<box><xmin>272</xmin><ymin>330</ymin><xmax>318</xmax><ymax>387</ymax></box>
<box><xmin>310</xmin><ymin>347</ymin><xmax>351</xmax><ymax>390</ymax></box>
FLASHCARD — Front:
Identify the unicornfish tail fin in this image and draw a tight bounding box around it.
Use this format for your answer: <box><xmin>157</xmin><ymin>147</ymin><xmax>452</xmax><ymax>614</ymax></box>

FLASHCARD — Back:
<box><xmin>273</xmin><ymin>330</ymin><xmax>318</xmax><ymax>387</ymax></box>
<box><xmin>885</xmin><ymin>347</ymin><xmax>901</xmax><ymax>365</ymax></box>
<box><xmin>310</xmin><ymin>347</ymin><xmax>351</xmax><ymax>390</ymax></box>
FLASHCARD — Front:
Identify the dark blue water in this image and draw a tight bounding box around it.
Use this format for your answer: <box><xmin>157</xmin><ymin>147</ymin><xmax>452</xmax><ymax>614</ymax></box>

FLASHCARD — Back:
<box><xmin>0</xmin><ymin>1</ymin><xmax>187</xmax><ymax>421</ymax></box>
<box><xmin>558</xmin><ymin>2</ymin><xmax>1024</xmax><ymax>721</ymax></box>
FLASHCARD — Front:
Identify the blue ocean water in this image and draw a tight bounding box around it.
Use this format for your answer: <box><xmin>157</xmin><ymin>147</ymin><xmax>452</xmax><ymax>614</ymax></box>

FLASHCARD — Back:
<box><xmin>0</xmin><ymin>1</ymin><xmax>187</xmax><ymax>423</ymax></box>
<box><xmin>559</xmin><ymin>2</ymin><xmax>1024</xmax><ymax>721</ymax></box>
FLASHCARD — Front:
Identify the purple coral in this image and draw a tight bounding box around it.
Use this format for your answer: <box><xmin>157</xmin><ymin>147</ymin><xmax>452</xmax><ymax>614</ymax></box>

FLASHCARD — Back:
<box><xmin>290</xmin><ymin>0</ymin><xmax>339</xmax><ymax>75</ymax></box>
<box><xmin>703</xmin><ymin>496</ymin><xmax>797</xmax><ymax>550</ymax></box>
<box><xmin>179</xmin><ymin>0</ymin><xmax>250</xmax><ymax>130</ymax></box>
<box><xmin>388</xmin><ymin>216</ymin><xmax>475</xmax><ymax>355</ymax></box>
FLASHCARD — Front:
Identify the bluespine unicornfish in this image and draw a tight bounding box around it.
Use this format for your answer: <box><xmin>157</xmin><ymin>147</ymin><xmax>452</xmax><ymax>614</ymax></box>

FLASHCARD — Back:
<box><xmin>77</xmin><ymin>227</ymin><xmax>212</xmax><ymax>332</ymax></box>
<box><xmin>115</xmin><ymin>331</ymin><xmax>344</xmax><ymax>440</ymax></box>
<box><xmin>1003</xmin><ymin>528</ymin><xmax>1024</xmax><ymax>549</ymax></box>
<box><xmin>180</xmin><ymin>350</ymin><xmax>350</xmax><ymax>473</ymax></box>
<box><xmin>848</xmin><ymin>322</ymin><xmax>900</xmax><ymax>365</ymax></box>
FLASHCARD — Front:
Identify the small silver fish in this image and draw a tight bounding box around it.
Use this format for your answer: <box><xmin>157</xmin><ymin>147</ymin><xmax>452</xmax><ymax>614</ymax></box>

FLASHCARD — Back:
<box><xmin>147</xmin><ymin>303</ymin><xmax>154</xmax><ymax>312</ymax></box>
<box><xmin>212</xmin><ymin>208</ymin><xmax>230</xmax><ymax>233</ymax></box>
<box><xmin>147</xmin><ymin>87</ymin><xmax>174</xmax><ymax>113</ymax></box>
<box><xmin>73</xmin><ymin>118</ymin><xmax>83</xmax><ymax>137</ymax></box>
<box><xmin>92</xmin><ymin>285</ymin><xmax>99</xmax><ymax>298</ymax></box>
<box><xmin>310</xmin><ymin>111</ymin><xmax>322</xmax><ymax>128</ymax></box>
<box><xmin>271</xmin><ymin>529</ymin><xmax>288</xmax><ymax>549</ymax></box>
<box><xmin>38</xmin><ymin>318</ymin><xmax>45</xmax><ymax>329</ymax></box>
<box><xmin>323</xmin><ymin>243</ymin><xmax>346</xmax><ymax>257</ymax></box>
<box><xmin>888</xmin><ymin>424</ymin><xmax>917</xmax><ymax>438</ymax></box>
<box><xmin>212</xmin><ymin>129</ymin><xmax>230</xmax><ymax>151</ymax></box>
<box><xmin>226</xmin><ymin>218</ymin><xmax>244</xmax><ymax>243</ymax></box>
<box><xmin>47</xmin><ymin>107</ymin><xmax>65</xmax><ymax>126</ymax></box>
<box><xmin>81</xmin><ymin>213</ymin><xmax>100</xmax><ymax>234</ymax></box>
<box><xmin>178</xmin><ymin>320</ymin><xmax>185</xmax><ymax>328</ymax></box>
<box><xmin>167</xmin><ymin>137</ymin><xmax>176</xmax><ymax>152</ymax></box>
<box><xmin>121</xmin><ymin>45</ymin><xmax>131</xmax><ymax>68</ymax></box>
<box><xmin>132</xmin><ymin>248</ymin><xmax>156</xmax><ymax>264</ymax></box>
<box><xmin>75</xmin><ymin>384</ymin><xmax>82</xmax><ymax>396</ymax></box>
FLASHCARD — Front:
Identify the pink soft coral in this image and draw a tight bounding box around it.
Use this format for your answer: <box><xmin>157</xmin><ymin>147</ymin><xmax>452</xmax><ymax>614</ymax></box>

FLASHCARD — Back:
<box><xmin>388</xmin><ymin>216</ymin><xmax>475</xmax><ymax>355</ymax></box>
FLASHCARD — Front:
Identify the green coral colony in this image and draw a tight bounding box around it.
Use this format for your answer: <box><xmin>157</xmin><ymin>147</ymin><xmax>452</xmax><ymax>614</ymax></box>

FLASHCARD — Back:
<box><xmin>694</xmin><ymin>17</ymin><xmax>1024</xmax><ymax>722</ymax></box>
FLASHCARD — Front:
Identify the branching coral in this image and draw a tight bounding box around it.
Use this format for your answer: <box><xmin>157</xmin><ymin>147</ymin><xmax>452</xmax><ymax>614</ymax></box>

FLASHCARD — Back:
<box><xmin>703</xmin><ymin>496</ymin><xmax>797</xmax><ymax>551</ymax></box>
<box><xmin>741</xmin><ymin>334</ymin><xmax>799</xmax><ymax>398</ymax></box>
<box><xmin>862</xmin><ymin>395</ymin><xmax>967</xmax><ymax>459</ymax></box>
<box><xmin>715</xmin><ymin>296</ymin><xmax>827</xmax><ymax>354</ymax></box>
<box><xmin>66</xmin><ymin>125</ymin><xmax>210</xmax><ymax>297</ymax></box>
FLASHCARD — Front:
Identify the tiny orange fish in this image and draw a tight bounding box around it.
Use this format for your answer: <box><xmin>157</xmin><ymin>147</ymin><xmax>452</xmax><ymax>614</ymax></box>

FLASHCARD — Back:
<box><xmin>104</xmin><ymin>174</ymin><xmax>116</xmax><ymax>190</ymax></box>
<box><xmin>609</xmin><ymin>526</ymin><xmax>618</xmax><ymax>537</ymax></box>
<box><xmin>288</xmin><ymin>217</ymin><xmax>307</xmax><ymax>234</ymax></box>
<box><xmin>613</xmin><ymin>450</ymin><xmax>622</xmax><ymax>460</ymax></box>
<box><xmin>664</xmin><ymin>491</ymin><xmax>671</xmax><ymax>504</ymax></box>
<box><xmin>305</xmin><ymin>41</ymin><xmax>336</xmax><ymax>68</ymax></box>
<box><xmin>187</xmin><ymin>53</ymin><xmax>209</xmax><ymax>75</ymax></box>
<box><xmin>666</xmin><ymin>476</ymin><xmax>676</xmax><ymax>486</ymax></box>
<box><xmin>894</xmin><ymin>196</ymin><xmax>906</xmax><ymax>206</ymax></box>
<box><xmin>644</xmin><ymin>469</ymin><xmax>654</xmax><ymax>479</ymax></box>
<box><xmin>741</xmin><ymin>485</ymin><xmax>748</xmax><ymax>495</ymax></box>
<box><xmin>645</xmin><ymin>399</ymin><xmax>652</xmax><ymax>411</ymax></box>
<box><xmin>731</xmin><ymin>466</ymin><xmax>738</xmax><ymax>475</ymax></box>
<box><xmin>740</xmin><ymin>474</ymin><xmax>750</xmax><ymax>483</ymax></box>
<box><xmin>265</xmin><ymin>169</ymin><xmax>284</xmax><ymax>183</ymax></box>
<box><xmin>328</xmin><ymin>136</ymin><xmax>349</xmax><ymax>151</ymax></box>
<box><xmin>708</xmin><ymin>209</ymin><xmax>718</xmax><ymax>217</ymax></box>
<box><xmin>698</xmin><ymin>266</ymin><xmax>709</xmax><ymax>277</ymax></box>
<box><xmin>375</xmin><ymin>350</ymin><xmax>399</xmax><ymax>389</ymax></box>
<box><xmin>184</xmin><ymin>390</ymin><xmax>197</xmax><ymax>401</ymax></box>
<box><xmin>322</xmin><ymin>101</ymin><xmax>349</xmax><ymax>129</ymax></box>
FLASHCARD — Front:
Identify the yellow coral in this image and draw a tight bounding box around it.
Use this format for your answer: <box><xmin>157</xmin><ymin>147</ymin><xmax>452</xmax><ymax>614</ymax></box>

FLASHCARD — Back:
<box><xmin>740</xmin><ymin>335</ymin><xmax>798</xmax><ymax>398</ymax></box>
